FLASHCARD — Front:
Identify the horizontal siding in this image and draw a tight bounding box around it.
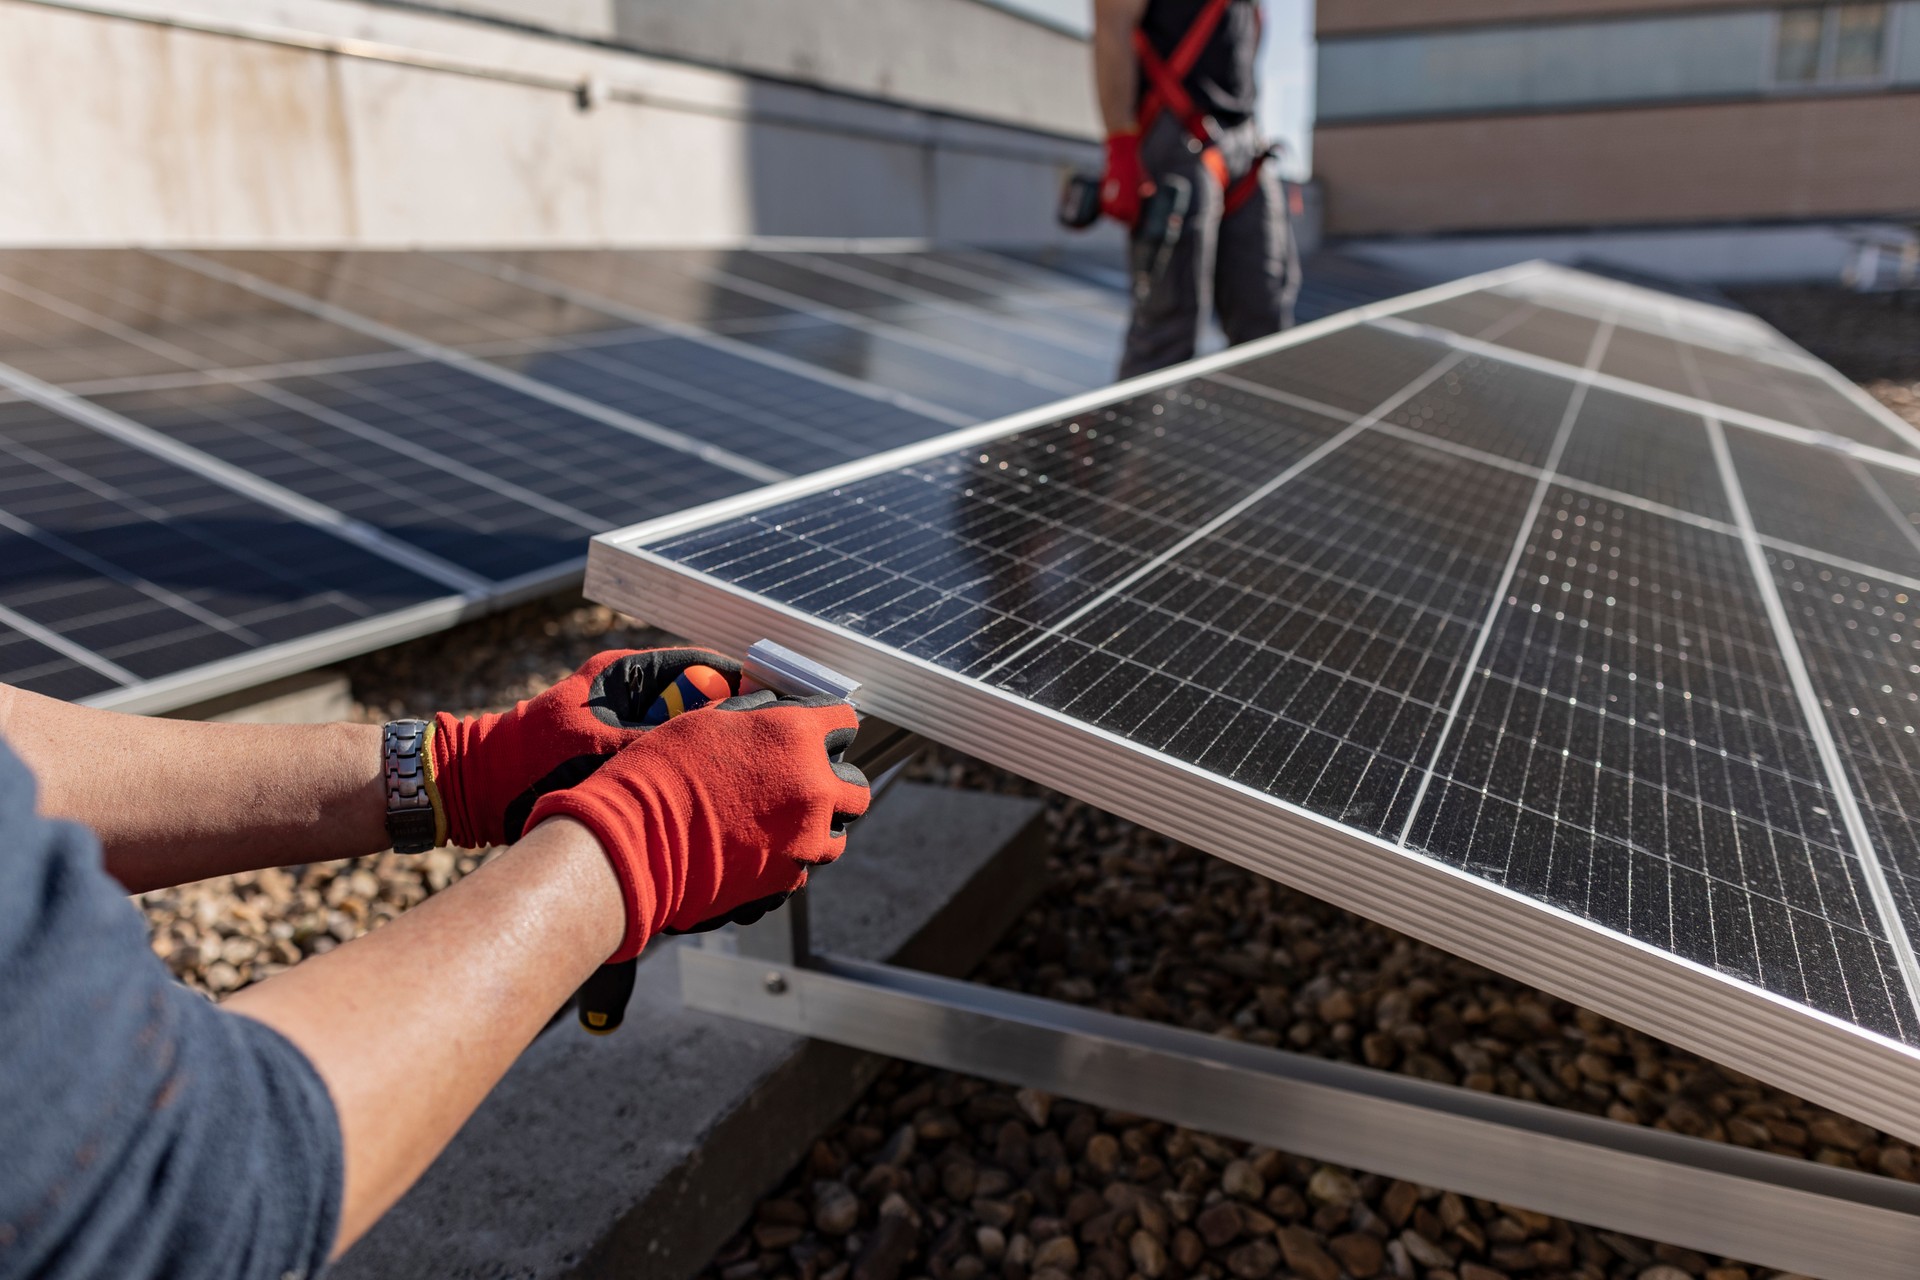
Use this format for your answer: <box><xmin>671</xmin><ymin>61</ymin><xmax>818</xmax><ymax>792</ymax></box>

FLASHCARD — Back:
<box><xmin>1318</xmin><ymin>0</ymin><xmax>1779</xmax><ymax>38</ymax></box>
<box><xmin>1315</xmin><ymin>93</ymin><xmax>1920</xmax><ymax>234</ymax></box>
<box><xmin>1317</xmin><ymin>10</ymin><xmax>1776</xmax><ymax>121</ymax></box>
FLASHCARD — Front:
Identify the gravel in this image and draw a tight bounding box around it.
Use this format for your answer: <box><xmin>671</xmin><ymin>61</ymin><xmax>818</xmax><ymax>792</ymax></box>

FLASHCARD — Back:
<box><xmin>697</xmin><ymin>1062</ymin><xmax>1788</xmax><ymax>1280</ymax></box>
<box><xmin>1727</xmin><ymin>285</ymin><xmax>1920</xmax><ymax>431</ymax></box>
<box><xmin>693</xmin><ymin>758</ymin><xmax>1882</xmax><ymax>1280</ymax></box>
<box><xmin>130</xmin><ymin>286</ymin><xmax>1919</xmax><ymax>1271</ymax></box>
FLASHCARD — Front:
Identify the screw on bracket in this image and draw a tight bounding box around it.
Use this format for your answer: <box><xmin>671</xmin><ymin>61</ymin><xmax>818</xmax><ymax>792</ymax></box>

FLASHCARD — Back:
<box><xmin>764</xmin><ymin>971</ymin><xmax>789</xmax><ymax>995</ymax></box>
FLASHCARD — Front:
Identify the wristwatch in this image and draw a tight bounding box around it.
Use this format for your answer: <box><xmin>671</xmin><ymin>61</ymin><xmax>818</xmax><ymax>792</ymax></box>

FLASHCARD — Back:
<box><xmin>383</xmin><ymin>719</ymin><xmax>438</xmax><ymax>854</ymax></box>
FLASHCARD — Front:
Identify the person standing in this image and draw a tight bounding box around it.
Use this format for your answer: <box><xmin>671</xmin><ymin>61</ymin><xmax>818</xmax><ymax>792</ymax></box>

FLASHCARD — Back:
<box><xmin>1093</xmin><ymin>0</ymin><xmax>1300</xmax><ymax>378</ymax></box>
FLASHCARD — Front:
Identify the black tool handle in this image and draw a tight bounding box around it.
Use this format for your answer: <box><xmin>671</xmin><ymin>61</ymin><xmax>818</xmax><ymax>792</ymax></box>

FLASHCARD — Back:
<box><xmin>1057</xmin><ymin>171</ymin><xmax>1102</xmax><ymax>230</ymax></box>
<box><xmin>576</xmin><ymin>958</ymin><xmax>638</xmax><ymax>1035</ymax></box>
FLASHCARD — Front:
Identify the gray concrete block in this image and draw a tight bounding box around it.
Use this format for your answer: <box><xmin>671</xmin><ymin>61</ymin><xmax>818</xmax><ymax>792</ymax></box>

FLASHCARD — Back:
<box><xmin>334</xmin><ymin>781</ymin><xmax>1048</xmax><ymax>1280</ymax></box>
<box><xmin>165</xmin><ymin>671</ymin><xmax>353</xmax><ymax>724</ymax></box>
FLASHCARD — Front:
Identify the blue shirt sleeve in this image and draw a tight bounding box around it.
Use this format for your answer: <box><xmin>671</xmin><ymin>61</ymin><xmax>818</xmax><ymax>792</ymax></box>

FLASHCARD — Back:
<box><xmin>0</xmin><ymin>737</ymin><xmax>342</xmax><ymax>1280</ymax></box>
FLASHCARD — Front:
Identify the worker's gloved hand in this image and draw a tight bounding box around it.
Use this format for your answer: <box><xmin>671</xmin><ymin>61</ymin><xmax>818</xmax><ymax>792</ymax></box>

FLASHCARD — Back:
<box><xmin>1100</xmin><ymin>129</ymin><xmax>1148</xmax><ymax>225</ymax></box>
<box><xmin>428</xmin><ymin>648</ymin><xmax>743</xmax><ymax>849</ymax></box>
<box><xmin>526</xmin><ymin>691</ymin><xmax>871</xmax><ymax>963</ymax></box>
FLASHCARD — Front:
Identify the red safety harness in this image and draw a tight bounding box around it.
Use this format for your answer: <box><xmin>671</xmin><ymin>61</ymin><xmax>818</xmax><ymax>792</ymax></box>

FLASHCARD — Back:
<box><xmin>1132</xmin><ymin>0</ymin><xmax>1267</xmax><ymax>216</ymax></box>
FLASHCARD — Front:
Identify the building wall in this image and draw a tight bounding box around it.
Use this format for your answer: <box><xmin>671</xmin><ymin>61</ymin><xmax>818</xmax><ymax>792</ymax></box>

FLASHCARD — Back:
<box><xmin>0</xmin><ymin>0</ymin><xmax>1100</xmax><ymax>246</ymax></box>
<box><xmin>1316</xmin><ymin>93</ymin><xmax>1920</xmax><ymax>235</ymax></box>
<box><xmin>1320</xmin><ymin>3</ymin><xmax>1920</xmax><ymax>122</ymax></box>
<box><xmin>1315</xmin><ymin>0</ymin><xmax>1920</xmax><ymax>235</ymax></box>
<box><xmin>1318</xmin><ymin>0</ymin><xmax>1784</xmax><ymax>37</ymax></box>
<box><xmin>399</xmin><ymin>0</ymin><xmax>1100</xmax><ymax>138</ymax></box>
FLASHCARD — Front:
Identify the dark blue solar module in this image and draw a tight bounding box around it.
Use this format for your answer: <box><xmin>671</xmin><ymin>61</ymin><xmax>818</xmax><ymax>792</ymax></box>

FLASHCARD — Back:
<box><xmin>0</xmin><ymin>244</ymin><xmax>1141</xmax><ymax>709</ymax></box>
<box><xmin>0</xmin><ymin>397</ymin><xmax>447</xmax><ymax>701</ymax></box>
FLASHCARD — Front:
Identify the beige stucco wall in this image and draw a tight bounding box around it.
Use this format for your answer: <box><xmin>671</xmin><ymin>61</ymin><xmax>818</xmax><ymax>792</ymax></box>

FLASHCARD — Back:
<box><xmin>431</xmin><ymin>0</ymin><xmax>1100</xmax><ymax>139</ymax></box>
<box><xmin>0</xmin><ymin>0</ymin><xmax>1095</xmax><ymax>246</ymax></box>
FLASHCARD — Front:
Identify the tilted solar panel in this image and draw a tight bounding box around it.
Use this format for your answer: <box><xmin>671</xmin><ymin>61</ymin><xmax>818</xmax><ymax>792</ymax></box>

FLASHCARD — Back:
<box><xmin>585</xmin><ymin>263</ymin><xmax>1920</xmax><ymax>1142</ymax></box>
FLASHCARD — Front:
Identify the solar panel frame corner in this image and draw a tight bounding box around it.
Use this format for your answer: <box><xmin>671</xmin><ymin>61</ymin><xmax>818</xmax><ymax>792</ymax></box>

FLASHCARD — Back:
<box><xmin>584</xmin><ymin>259</ymin><xmax>1920</xmax><ymax>1145</ymax></box>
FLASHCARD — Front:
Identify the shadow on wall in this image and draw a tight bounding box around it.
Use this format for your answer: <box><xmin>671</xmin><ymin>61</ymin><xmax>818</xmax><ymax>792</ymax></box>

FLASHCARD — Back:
<box><xmin>737</xmin><ymin>82</ymin><xmax>1101</xmax><ymax>244</ymax></box>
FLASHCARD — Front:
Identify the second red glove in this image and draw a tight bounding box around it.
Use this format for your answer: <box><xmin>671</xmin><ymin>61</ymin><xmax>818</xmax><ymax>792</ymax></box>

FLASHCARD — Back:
<box><xmin>526</xmin><ymin>690</ymin><xmax>872</xmax><ymax>963</ymax></box>
<box><xmin>1100</xmin><ymin>129</ymin><xmax>1148</xmax><ymax>225</ymax></box>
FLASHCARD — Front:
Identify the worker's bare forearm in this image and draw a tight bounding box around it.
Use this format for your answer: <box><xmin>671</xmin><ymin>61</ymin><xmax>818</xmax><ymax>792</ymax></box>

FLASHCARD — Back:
<box><xmin>1093</xmin><ymin>0</ymin><xmax>1148</xmax><ymax>134</ymax></box>
<box><xmin>0</xmin><ymin>682</ymin><xmax>388</xmax><ymax>891</ymax></box>
<box><xmin>227</xmin><ymin>815</ymin><xmax>623</xmax><ymax>1256</ymax></box>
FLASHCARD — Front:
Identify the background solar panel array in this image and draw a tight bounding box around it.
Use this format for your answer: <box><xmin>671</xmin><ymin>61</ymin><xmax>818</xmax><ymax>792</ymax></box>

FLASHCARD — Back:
<box><xmin>0</xmin><ymin>245</ymin><xmax>1422</xmax><ymax>709</ymax></box>
<box><xmin>623</xmin><ymin>265</ymin><xmax>1920</xmax><ymax>1066</ymax></box>
<box><xmin>0</xmin><ymin>244</ymin><xmax>1413</xmax><ymax>711</ymax></box>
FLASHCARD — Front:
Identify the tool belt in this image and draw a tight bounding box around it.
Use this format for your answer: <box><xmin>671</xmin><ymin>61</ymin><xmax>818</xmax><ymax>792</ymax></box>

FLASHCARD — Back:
<box><xmin>1132</xmin><ymin>0</ymin><xmax>1267</xmax><ymax>217</ymax></box>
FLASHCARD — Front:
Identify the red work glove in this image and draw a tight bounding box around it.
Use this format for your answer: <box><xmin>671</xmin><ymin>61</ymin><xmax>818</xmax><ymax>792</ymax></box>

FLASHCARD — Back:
<box><xmin>1101</xmin><ymin>129</ymin><xmax>1148</xmax><ymax>225</ymax></box>
<box><xmin>428</xmin><ymin>648</ymin><xmax>743</xmax><ymax>849</ymax></box>
<box><xmin>526</xmin><ymin>690</ymin><xmax>872</xmax><ymax>963</ymax></box>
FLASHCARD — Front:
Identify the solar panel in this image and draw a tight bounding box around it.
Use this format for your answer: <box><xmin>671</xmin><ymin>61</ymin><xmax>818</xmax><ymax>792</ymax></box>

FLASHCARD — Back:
<box><xmin>0</xmin><ymin>397</ymin><xmax>451</xmax><ymax>702</ymax></box>
<box><xmin>585</xmin><ymin>262</ymin><xmax>1920</xmax><ymax>1142</ymax></box>
<box><xmin>0</xmin><ymin>245</ymin><xmax>1131</xmax><ymax>711</ymax></box>
<box><xmin>0</xmin><ymin>249</ymin><xmax>394</xmax><ymax>387</ymax></box>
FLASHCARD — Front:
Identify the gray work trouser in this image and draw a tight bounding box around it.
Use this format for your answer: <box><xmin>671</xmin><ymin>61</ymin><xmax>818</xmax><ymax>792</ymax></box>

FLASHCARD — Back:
<box><xmin>1118</xmin><ymin>115</ymin><xmax>1300</xmax><ymax>380</ymax></box>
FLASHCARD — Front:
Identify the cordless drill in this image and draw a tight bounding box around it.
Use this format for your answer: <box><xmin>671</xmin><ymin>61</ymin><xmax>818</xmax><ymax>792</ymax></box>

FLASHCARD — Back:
<box><xmin>1057</xmin><ymin>169</ymin><xmax>1193</xmax><ymax>302</ymax></box>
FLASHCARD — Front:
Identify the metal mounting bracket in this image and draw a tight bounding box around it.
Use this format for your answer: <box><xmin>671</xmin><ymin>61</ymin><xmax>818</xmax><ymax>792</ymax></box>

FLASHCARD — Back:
<box><xmin>685</xmin><ymin>935</ymin><xmax>1920</xmax><ymax>1280</ymax></box>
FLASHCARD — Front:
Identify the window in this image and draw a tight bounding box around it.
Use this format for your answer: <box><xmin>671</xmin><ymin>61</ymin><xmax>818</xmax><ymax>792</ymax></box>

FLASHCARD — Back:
<box><xmin>1774</xmin><ymin>3</ymin><xmax>1890</xmax><ymax>85</ymax></box>
<box><xmin>1775</xmin><ymin>6</ymin><xmax>1826</xmax><ymax>81</ymax></box>
<box><xmin>1831</xmin><ymin>3</ymin><xmax>1890</xmax><ymax>79</ymax></box>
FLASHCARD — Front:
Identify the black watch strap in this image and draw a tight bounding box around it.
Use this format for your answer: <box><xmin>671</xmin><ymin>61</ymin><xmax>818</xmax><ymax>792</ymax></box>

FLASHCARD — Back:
<box><xmin>383</xmin><ymin>719</ymin><xmax>437</xmax><ymax>854</ymax></box>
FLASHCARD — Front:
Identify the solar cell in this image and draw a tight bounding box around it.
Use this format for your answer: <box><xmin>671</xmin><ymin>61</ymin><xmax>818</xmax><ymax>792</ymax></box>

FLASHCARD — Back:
<box><xmin>0</xmin><ymin>621</ymin><xmax>120</xmax><ymax>701</ymax></box>
<box><xmin>1228</xmin><ymin>325</ymin><xmax>1460</xmax><ymax>415</ymax></box>
<box><xmin>1403</xmin><ymin>278</ymin><xmax>1920</xmax><ymax>458</ymax></box>
<box><xmin>702</xmin><ymin>316</ymin><xmax>1055</xmax><ymax>422</ymax></box>
<box><xmin>1480</xmin><ymin>304</ymin><xmax>1601</xmax><ymax>368</ymax></box>
<box><xmin>739</xmin><ymin>252</ymin><xmax>1115</xmax><ymax>387</ymax></box>
<box><xmin>190</xmin><ymin>250</ymin><xmax>636</xmax><ymax>352</ymax></box>
<box><xmin>586</xmin><ymin>265</ymin><xmax>1920</xmax><ymax>1140</ymax></box>
<box><xmin>0</xmin><ymin>249</ymin><xmax>393</xmax><ymax>386</ymax></box>
<box><xmin>0</xmin><ymin>398</ymin><xmax>450</xmax><ymax>698</ymax></box>
<box><xmin>1864</xmin><ymin>465</ymin><xmax>1920</xmax><ymax>551</ymax></box>
<box><xmin>1553</xmin><ymin>389</ymin><xmax>1732</xmax><ymax>522</ymax></box>
<box><xmin>1726</xmin><ymin>426</ymin><xmax>1920</xmax><ymax>577</ymax></box>
<box><xmin>86</xmin><ymin>374</ymin><xmax>607</xmax><ymax>583</ymax></box>
<box><xmin>492</xmin><ymin>249</ymin><xmax>793</xmax><ymax>327</ymax></box>
<box><xmin>1379</xmin><ymin>350</ymin><xmax>1589</xmax><ymax>467</ymax></box>
<box><xmin>696</xmin><ymin>254</ymin><xmax>1087</xmax><ymax>396</ymax></box>
<box><xmin>493</xmin><ymin>336</ymin><xmax>956</xmax><ymax>475</ymax></box>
